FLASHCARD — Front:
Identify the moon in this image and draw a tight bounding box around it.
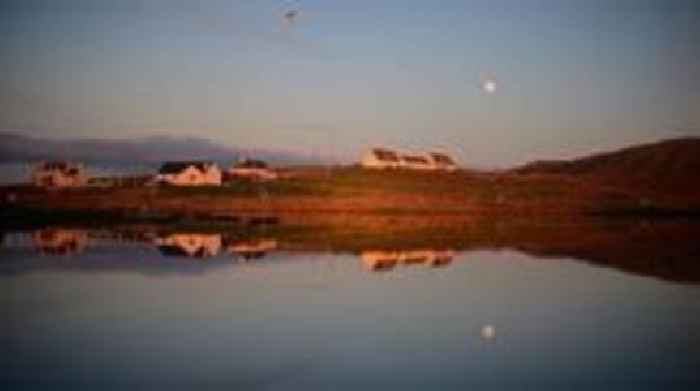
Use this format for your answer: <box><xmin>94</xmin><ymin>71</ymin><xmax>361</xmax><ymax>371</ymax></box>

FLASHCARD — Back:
<box><xmin>482</xmin><ymin>79</ymin><xmax>497</xmax><ymax>94</ymax></box>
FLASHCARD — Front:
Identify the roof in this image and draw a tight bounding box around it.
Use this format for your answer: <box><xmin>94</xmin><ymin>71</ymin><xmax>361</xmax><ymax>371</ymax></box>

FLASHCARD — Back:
<box><xmin>372</xmin><ymin>148</ymin><xmax>399</xmax><ymax>162</ymax></box>
<box><xmin>429</xmin><ymin>152</ymin><xmax>455</xmax><ymax>165</ymax></box>
<box><xmin>235</xmin><ymin>159</ymin><xmax>268</xmax><ymax>169</ymax></box>
<box><xmin>400</xmin><ymin>155</ymin><xmax>430</xmax><ymax>164</ymax></box>
<box><xmin>158</xmin><ymin>161</ymin><xmax>214</xmax><ymax>174</ymax></box>
<box><xmin>35</xmin><ymin>161</ymin><xmax>83</xmax><ymax>177</ymax></box>
<box><xmin>39</xmin><ymin>161</ymin><xmax>80</xmax><ymax>171</ymax></box>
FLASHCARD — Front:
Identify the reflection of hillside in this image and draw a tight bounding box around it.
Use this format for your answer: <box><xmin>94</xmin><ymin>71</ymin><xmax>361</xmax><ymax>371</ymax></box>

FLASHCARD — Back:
<box><xmin>268</xmin><ymin>216</ymin><xmax>700</xmax><ymax>283</ymax></box>
<box><xmin>32</xmin><ymin>229</ymin><xmax>88</xmax><ymax>255</ymax></box>
<box><xmin>154</xmin><ymin>233</ymin><xmax>222</xmax><ymax>258</ymax></box>
<box><xmin>2</xmin><ymin>217</ymin><xmax>699</xmax><ymax>283</ymax></box>
<box><xmin>361</xmin><ymin>250</ymin><xmax>454</xmax><ymax>271</ymax></box>
<box><xmin>497</xmin><ymin>221</ymin><xmax>700</xmax><ymax>284</ymax></box>
<box><xmin>224</xmin><ymin>239</ymin><xmax>277</xmax><ymax>260</ymax></box>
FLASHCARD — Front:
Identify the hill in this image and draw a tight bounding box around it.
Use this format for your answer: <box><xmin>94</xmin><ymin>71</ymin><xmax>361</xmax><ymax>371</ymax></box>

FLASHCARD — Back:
<box><xmin>514</xmin><ymin>138</ymin><xmax>700</xmax><ymax>185</ymax></box>
<box><xmin>0</xmin><ymin>132</ymin><xmax>311</xmax><ymax>165</ymax></box>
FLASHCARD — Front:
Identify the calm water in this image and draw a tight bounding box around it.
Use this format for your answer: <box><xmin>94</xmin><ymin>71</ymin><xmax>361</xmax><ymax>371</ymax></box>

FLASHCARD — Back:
<box><xmin>2</xmin><ymin>228</ymin><xmax>700</xmax><ymax>390</ymax></box>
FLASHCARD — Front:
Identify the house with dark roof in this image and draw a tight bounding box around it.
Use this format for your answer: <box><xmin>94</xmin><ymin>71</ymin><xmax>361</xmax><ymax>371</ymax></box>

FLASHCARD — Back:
<box><xmin>156</xmin><ymin>161</ymin><xmax>222</xmax><ymax>186</ymax></box>
<box><xmin>398</xmin><ymin>154</ymin><xmax>433</xmax><ymax>170</ymax></box>
<box><xmin>360</xmin><ymin>148</ymin><xmax>401</xmax><ymax>169</ymax></box>
<box><xmin>361</xmin><ymin>148</ymin><xmax>458</xmax><ymax>171</ymax></box>
<box><xmin>427</xmin><ymin>152</ymin><xmax>457</xmax><ymax>171</ymax></box>
<box><xmin>32</xmin><ymin>161</ymin><xmax>88</xmax><ymax>188</ymax></box>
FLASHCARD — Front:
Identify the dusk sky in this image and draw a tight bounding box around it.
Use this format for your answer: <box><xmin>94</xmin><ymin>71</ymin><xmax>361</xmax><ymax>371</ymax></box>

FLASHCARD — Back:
<box><xmin>2</xmin><ymin>0</ymin><xmax>699</xmax><ymax>167</ymax></box>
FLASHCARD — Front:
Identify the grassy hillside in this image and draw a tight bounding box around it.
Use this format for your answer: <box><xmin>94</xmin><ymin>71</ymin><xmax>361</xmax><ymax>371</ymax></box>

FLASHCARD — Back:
<box><xmin>515</xmin><ymin>137</ymin><xmax>700</xmax><ymax>181</ymax></box>
<box><xmin>513</xmin><ymin>137</ymin><xmax>700</xmax><ymax>210</ymax></box>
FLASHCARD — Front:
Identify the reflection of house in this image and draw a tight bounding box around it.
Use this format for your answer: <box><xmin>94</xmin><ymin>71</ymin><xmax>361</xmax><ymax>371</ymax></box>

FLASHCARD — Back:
<box><xmin>32</xmin><ymin>229</ymin><xmax>88</xmax><ymax>255</ymax></box>
<box><xmin>226</xmin><ymin>159</ymin><xmax>278</xmax><ymax>181</ymax></box>
<box><xmin>361</xmin><ymin>251</ymin><xmax>400</xmax><ymax>271</ymax></box>
<box><xmin>154</xmin><ymin>233</ymin><xmax>222</xmax><ymax>257</ymax></box>
<box><xmin>225</xmin><ymin>239</ymin><xmax>278</xmax><ymax>260</ymax></box>
<box><xmin>361</xmin><ymin>148</ymin><xmax>458</xmax><ymax>171</ymax></box>
<box><xmin>361</xmin><ymin>249</ymin><xmax>454</xmax><ymax>271</ymax></box>
<box><xmin>156</xmin><ymin>161</ymin><xmax>222</xmax><ymax>186</ymax></box>
<box><xmin>32</xmin><ymin>161</ymin><xmax>87</xmax><ymax>188</ymax></box>
<box><xmin>361</xmin><ymin>148</ymin><xmax>401</xmax><ymax>169</ymax></box>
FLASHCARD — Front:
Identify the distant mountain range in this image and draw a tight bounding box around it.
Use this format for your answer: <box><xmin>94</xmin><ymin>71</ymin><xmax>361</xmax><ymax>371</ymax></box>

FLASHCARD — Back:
<box><xmin>0</xmin><ymin>132</ymin><xmax>313</xmax><ymax>165</ymax></box>
<box><xmin>514</xmin><ymin>137</ymin><xmax>700</xmax><ymax>185</ymax></box>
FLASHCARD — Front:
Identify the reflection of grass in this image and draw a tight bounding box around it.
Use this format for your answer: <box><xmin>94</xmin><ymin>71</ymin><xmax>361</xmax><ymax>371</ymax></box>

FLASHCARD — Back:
<box><xmin>6</xmin><ymin>209</ymin><xmax>698</xmax><ymax>283</ymax></box>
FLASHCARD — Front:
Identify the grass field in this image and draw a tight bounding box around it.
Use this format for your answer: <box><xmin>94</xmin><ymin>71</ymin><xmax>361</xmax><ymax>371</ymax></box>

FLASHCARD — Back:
<box><xmin>2</xmin><ymin>166</ymin><xmax>699</xmax><ymax>220</ymax></box>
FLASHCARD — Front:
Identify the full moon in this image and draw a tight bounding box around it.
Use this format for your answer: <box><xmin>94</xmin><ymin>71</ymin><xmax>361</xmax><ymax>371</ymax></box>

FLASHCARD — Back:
<box><xmin>482</xmin><ymin>79</ymin><xmax>497</xmax><ymax>94</ymax></box>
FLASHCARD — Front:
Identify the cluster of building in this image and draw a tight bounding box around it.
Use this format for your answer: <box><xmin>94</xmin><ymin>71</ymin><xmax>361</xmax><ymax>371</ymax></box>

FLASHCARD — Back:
<box><xmin>29</xmin><ymin>229</ymin><xmax>456</xmax><ymax>273</ymax></box>
<box><xmin>30</xmin><ymin>159</ymin><xmax>278</xmax><ymax>188</ymax></box>
<box><xmin>29</xmin><ymin>147</ymin><xmax>459</xmax><ymax>188</ymax></box>
<box><xmin>31</xmin><ymin>161</ymin><xmax>88</xmax><ymax>188</ymax></box>
<box><xmin>31</xmin><ymin>229</ymin><xmax>279</xmax><ymax>259</ymax></box>
<box><xmin>361</xmin><ymin>148</ymin><xmax>458</xmax><ymax>171</ymax></box>
<box><xmin>153</xmin><ymin>233</ymin><xmax>278</xmax><ymax>259</ymax></box>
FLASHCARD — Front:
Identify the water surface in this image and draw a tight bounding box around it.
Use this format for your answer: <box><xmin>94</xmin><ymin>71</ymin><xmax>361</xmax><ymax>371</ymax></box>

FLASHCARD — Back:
<box><xmin>2</xmin><ymin>226</ymin><xmax>699</xmax><ymax>390</ymax></box>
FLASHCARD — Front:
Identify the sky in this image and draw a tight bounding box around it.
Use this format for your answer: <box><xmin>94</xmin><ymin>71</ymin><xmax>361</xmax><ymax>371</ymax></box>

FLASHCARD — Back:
<box><xmin>1</xmin><ymin>0</ymin><xmax>699</xmax><ymax>167</ymax></box>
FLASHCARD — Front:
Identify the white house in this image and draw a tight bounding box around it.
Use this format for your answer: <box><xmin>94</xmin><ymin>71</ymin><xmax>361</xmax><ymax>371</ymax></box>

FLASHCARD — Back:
<box><xmin>361</xmin><ymin>148</ymin><xmax>458</xmax><ymax>171</ymax></box>
<box><xmin>156</xmin><ymin>161</ymin><xmax>222</xmax><ymax>186</ymax></box>
<box><xmin>32</xmin><ymin>161</ymin><xmax>87</xmax><ymax>188</ymax></box>
<box><xmin>426</xmin><ymin>152</ymin><xmax>457</xmax><ymax>171</ymax></box>
<box><xmin>398</xmin><ymin>154</ymin><xmax>433</xmax><ymax>170</ymax></box>
<box><xmin>360</xmin><ymin>148</ymin><xmax>401</xmax><ymax>169</ymax></box>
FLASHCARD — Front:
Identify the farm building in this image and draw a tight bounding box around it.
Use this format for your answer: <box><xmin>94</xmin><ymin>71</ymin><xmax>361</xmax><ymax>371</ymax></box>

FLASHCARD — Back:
<box><xmin>32</xmin><ymin>161</ymin><xmax>88</xmax><ymax>188</ymax></box>
<box><xmin>156</xmin><ymin>161</ymin><xmax>222</xmax><ymax>186</ymax></box>
<box><xmin>361</xmin><ymin>148</ymin><xmax>458</xmax><ymax>171</ymax></box>
<box><xmin>360</xmin><ymin>148</ymin><xmax>401</xmax><ymax>169</ymax></box>
<box><xmin>427</xmin><ymin>152</ymin><xmax>457</xmax><ymax>171</ymax></box>
<box><xmin>226</xmin><ymin>159</ymin><xmax>278</xmax><ymax>181</ymax></box>
<box><xmin>399</xmin><ymin>154</ymin><xmax>433</xmax><ymax>170</ymax></box>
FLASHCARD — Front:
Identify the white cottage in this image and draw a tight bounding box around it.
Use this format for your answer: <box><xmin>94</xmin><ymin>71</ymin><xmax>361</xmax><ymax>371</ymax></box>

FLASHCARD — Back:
<box><xmin>360</xmin><ymin>148</ymin><xmax>401</xmax><ymax>169</ymax></box>
<box><xmin>361</xmin><ymin>148</ymin><xmax>458</xmax><ymax>172</ymax></box>
<box><xmin>398</xmin><ymin>154</ymin><xmax>433</xmax><ymax>170</ymax></box>
<box><xmin>156</xmin><ymin>161</ymin><xmax>222</xmax><ymax>186</ymax></box>
<box><xmin>32</xmin><ymin>161</ymin><xmax>87</xmax><ymax>188</ymax></box>
<box><xmin>426</xmin><ymin>152</ymin><xmax>457</xmax><ymax>171</ymax></box>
